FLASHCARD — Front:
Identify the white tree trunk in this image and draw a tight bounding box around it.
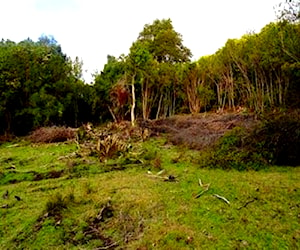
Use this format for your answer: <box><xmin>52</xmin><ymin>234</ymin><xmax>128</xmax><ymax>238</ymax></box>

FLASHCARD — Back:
<box><xmin>131</xmin><ymin>74</ymin><xmax>136</xmax><ymax>126</ymax></box>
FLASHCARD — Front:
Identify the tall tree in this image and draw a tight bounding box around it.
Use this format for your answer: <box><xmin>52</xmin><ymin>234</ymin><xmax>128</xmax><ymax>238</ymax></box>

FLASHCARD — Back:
<box><xmin>127</xmin><ymin>18</ymin><xmax>192</xmax><ymax>121</ymax></box>
<box><xmin>138</xmin><ymin>19</ymin><xmax>192</xmax><ymax>63</ymax></box>
<box><xmin>0</xmin><ymin>36</ymin><xmax>91</xmax><ymax>135</ymax></box>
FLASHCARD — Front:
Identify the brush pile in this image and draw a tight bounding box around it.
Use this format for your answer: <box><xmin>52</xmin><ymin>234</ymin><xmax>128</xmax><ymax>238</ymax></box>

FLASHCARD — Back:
<box><xmin>76</xmin><ymin>121</ymin><xmax>149</xmax><ymax>162</ymax></box>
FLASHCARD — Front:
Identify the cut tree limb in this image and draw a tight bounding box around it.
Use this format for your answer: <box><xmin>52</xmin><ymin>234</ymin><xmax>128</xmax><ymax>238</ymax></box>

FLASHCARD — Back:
<box><xmin>237</xmin><ymin>198</ymin><xmax>258</xmax><ymax>210</ymax></box>
<box><xmin>195</xmin><ymin>178</ymin><xmax>210</xmax><ymax>198</ymax></box>
<box><xmin>213</xmin><ymin>194</ymin><xmax>230</xmax><ymax>205</ymax></box>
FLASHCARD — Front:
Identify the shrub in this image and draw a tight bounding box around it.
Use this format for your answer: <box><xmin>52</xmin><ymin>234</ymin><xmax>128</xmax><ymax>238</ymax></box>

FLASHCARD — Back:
<box><xmin>29</xmin><ymin>126</ymin><xmax>76</xmax><ymax>143</ymax></box>
<box><xmin>245</xmin><ymin>110</ymin><xmax>300</xmax><ymax>166</ymax></box>
<box><xmin>202</xmin><ymin>110</ymin><xmax>300</xmax><ymax>170</ymax></box>
<box><xmin>201</xmin><ymin>127</ymin><xmax>267</xmax><ymax>171</ymax></box>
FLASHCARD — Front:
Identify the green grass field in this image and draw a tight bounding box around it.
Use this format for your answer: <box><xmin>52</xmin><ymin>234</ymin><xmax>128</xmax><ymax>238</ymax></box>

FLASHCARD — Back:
<box><xmin>0</xmin><ymin>138</ymin><xmax>299</xmax><ymax>249</ymax></box>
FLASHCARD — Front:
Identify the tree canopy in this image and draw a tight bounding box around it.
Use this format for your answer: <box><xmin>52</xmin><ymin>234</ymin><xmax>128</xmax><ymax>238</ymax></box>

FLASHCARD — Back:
<box><xmin>0</xmin><ymin>37</ymin><xmax>93</xmax><ymax>135</ymax></box>
<box><xmin>1</xmin><ymin>12</ymin><xmax>300</xmax><ymax>136</ymax></box>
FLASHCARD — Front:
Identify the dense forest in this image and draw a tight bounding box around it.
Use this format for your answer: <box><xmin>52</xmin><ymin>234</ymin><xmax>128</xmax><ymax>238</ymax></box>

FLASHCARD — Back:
<box><xmin>0</xmin><ymin>1</ymin><xmax>299</xmax><ymax>136</ymax></box>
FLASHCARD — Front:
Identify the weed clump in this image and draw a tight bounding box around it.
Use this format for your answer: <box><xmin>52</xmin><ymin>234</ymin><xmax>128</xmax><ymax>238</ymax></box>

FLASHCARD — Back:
<box><xmin>29</xmin><ymin>126</ymin><xmax>75</xmax><ymax>143</ymax></box>
<box><xmin>97</xmin><ymin>134</ymin><xmax>128</xmax><ymax>162</ymax></box>
<box><xmin>45</xmin><ymin>192</ymin><xmax>75</xmax><ymax>216</ymax></box>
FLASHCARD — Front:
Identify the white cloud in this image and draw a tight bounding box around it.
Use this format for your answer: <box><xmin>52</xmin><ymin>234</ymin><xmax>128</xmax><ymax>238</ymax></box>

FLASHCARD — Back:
<box><xmin>0</xmin><ymin>0</ymin><xmax>281</xmax><ymax>83</ymax></box>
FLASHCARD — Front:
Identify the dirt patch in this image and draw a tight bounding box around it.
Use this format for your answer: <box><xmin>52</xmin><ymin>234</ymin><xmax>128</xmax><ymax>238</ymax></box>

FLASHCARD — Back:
<box><xmin>148</xmin><ymin>113</ymin><xmax>257</xmax><ymax>150</ymax></box>
<box><xmin>79</xmin><ymin>202</ymin><xmax>118</xmax><ymax>248</ymax></box>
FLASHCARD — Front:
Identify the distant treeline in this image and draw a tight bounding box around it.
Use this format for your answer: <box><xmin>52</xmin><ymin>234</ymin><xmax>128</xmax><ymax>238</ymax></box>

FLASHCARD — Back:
<box><xmin>1</xmin><ymin>18</ymin><xmax>299</xmax><ymax>135</ymax></box>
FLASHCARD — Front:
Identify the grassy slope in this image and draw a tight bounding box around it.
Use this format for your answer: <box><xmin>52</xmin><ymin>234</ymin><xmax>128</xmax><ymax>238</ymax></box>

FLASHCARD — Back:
<box><xmin>0</xmin><ymin>138</ymin><xmax>299</xmax><ymax>249</ymax></box>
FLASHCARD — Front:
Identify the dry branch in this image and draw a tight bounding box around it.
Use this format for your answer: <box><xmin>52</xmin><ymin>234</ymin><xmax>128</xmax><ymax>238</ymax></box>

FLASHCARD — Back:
<box><xmin>237</xmin><ymin>198</ymin><xmax>258</xmax><ymax>210</ymax></box>
<box><xmin>147</xmin><ymin>171</ymin><xmax>178</xmax><ymax>182</ymax></box>
<box><xmin>213</xmin><ymin>194</ymin><xmax>230</xmax><ymax>205</ymax></box>
<box><xmin>95</xmin><ymin>241</ymin><xmax>119</xmax><ymax>250</ymax></box>
<box><xmin>195</xmin><ymin>178</ymin><xmax>210</xmax><ymax>198</ymax></box>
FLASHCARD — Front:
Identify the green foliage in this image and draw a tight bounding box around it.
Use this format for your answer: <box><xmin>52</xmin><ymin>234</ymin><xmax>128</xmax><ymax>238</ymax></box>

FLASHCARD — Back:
<box><xmin>1</xmin><ymin>17</ymin><xmax>300</xmax><ymax>135</ymax></box>
<box><xmin>138</xmin><ymin>18</ymin><xmax>192</xmax><ymax>63</ymax></box>
<box><xmin>201</xmin><ymin>127</ymin><xmax>267</xmax><ymax>171</ymax></box>
<box><xmin>122</xmin><ymin>18</ymin><xmax>193</xmax><ymax>120</ymax></box>
<box><xmin>201</xmin><ymin>111</ymin><xmax>300</xmax><ymax>170</ymax></box>
<box><xmin>245</xmin><ymin>111</ymin><xmax>300</xmax><ymax>166</ymax></box>
<box><xmin>0</xmin><ymin>37</ymin><xmax>93</xmax><ymax>135</ymax></box>
<box><xmin>197</xmin><ymin>85</ymin><xmax>215</xmax><ymax>111</ymax></box>
<box><xmin>93</xmin><ymin>55</ymin><xmax>127</xmax><ymax>122</ymax></box>
<box><xmin>195</xmin><ymin>21</ymin><xmax>300</xmax><ymax>113</ymax></box>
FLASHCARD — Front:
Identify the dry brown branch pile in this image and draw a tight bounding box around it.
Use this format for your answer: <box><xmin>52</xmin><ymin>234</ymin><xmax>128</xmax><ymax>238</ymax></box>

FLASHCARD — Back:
<box><xmin>29</xmin><ymin>126</ymin><xmax>76</xmax><ymax>143</ymax></box>
<box><xmin>148</xmin><ymin>113</ymin><xmax>256</xmax><ymax>150</ymax></box>
<box><xmin>76</xmin><ymin>121</ymin><xmax>147</xmax><ymax>162</ymax></box>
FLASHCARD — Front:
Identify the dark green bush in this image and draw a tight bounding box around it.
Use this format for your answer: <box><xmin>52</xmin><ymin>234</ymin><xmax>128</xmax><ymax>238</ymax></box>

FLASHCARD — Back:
<box><xmin>201</xmin><ymin>127</ymin><xmax>267</xmax><ymax>171</ymax></box>
<box><xmin>202</xmin><ymin>110</ymin><xmax>300</xmax><ymax>170</ymax></box>
<box><xmin>245</xmin><ymin>110</ymin><xmax>300</xmax><ymax>166</ymax></box>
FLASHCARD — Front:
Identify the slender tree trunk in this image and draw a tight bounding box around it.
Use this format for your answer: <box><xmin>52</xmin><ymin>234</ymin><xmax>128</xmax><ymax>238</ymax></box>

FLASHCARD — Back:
<box><xmin>107</xmin><ymin>105</ymin><xmax>117</xmax><ymax>123</ymax></box>
<box><xmin>156</xmin><ymin>93</ymin><xmax>163</xmax><ymax>119</ymax></box>
<box><xmin>142</xmin><ymin>77</ymin><xmax>146</xmax><ymax>120</ymax></box>
<box><xmin>131</xmin><ymin>74</ymin><xmax>136</xmax><ymax>126</ymax></box>
<box><xmin>4</xmin><ymin>111</ymin><xmax>12</xmax><ymax>136</ymax></box>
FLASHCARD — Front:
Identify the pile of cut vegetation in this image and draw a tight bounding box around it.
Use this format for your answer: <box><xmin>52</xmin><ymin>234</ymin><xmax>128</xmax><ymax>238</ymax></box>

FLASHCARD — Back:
<box><xmin>75</xmin><ymin>121</ymin><xmax>146</xmax><ymax>162</ymax></box>
<box><xmin>28</xmin><ymin>126</ymin><xmax>76</xmax><ymax>143</ymax></box>
<box><xmin>26</xmin><ymin>111</ymin><xmax>300</xmax><ymax>169</ymax></box>
<box><xmin>149</xmin><ymin>113</ymin><xmax>257</xmax><ymax>150</ymax></box>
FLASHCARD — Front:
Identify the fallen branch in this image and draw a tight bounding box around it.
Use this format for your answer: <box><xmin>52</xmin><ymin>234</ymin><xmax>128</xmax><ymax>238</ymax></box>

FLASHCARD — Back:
<box><xmin>213</xmin><ymin>194</ymin><xmax>230</xmax><ymax>205</ymax></box>
<box><xmin>157</xmin><ymin>169</ymin><xmax>165</xmax><ymax>176</ymax></box>
<box><xmin>58</xmin><ymin>152</ymin><xmax>78</xmax><ymax>160</ymax></box>
<box><xmin>95</xmin><ymin>241</ymin><xmax>119</xmax><ymax>250</ymax></box>
<box><xmin>195</xmin><ymin>190</ymin><xmax>208</xmax><ymax>199</ymax></box>
<box><xmin>195</xmin><ymin>178</ymin><xmax>210</xmax><ymax>199</ymax></box>
<box><xmin>147</xmin><ymin>172</ymin><xmax>166</xmax><ymax>180</ymax></box>
<box><xmin>147</xmin><ymin>171</ymin><xmax>178</xmax><ymax>182</ymax></box>
<box><xmin>198</xmin><ymin>178</ymin><xmax>203</xmax><ymax>187</ymax></box>
<box><xmin>237</xmin><ymin>198</ymin><xmax>258</xmax><ymax>210</ymax></box>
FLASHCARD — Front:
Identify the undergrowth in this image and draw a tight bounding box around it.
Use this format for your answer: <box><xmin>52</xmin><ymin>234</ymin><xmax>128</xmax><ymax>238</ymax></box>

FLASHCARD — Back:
<box><xmin>200</xmin><ymin>111</ymin><xmax>300</xmax><ymax>170</ymax></box>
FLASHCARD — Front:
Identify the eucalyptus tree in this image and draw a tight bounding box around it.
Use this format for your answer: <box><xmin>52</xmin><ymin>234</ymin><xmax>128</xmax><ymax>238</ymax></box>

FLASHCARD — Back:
<box><xmin>127</xmin><ymin>18</ymin><xmax>192</xmax><ymax>121</ymax></box>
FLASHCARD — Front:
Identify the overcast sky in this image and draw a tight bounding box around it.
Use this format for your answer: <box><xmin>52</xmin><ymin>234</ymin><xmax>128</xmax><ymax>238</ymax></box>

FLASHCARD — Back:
<box><xmin>1</xmin><ymin>0</ymin><xmax>281</xmax><ymax>83</ymax></box>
